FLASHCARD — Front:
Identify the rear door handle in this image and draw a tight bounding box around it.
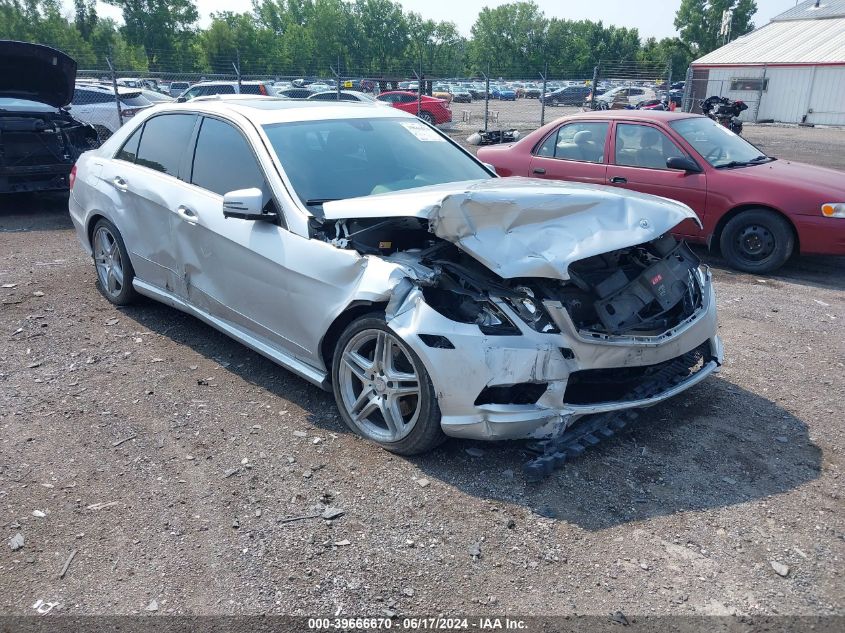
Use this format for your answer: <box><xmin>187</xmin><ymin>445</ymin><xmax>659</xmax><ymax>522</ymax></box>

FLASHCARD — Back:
<box><xmin>176</xmin><ymin>206</ymin><xmax>198</xmax><ymax>224</ymax></box>
<box><xmin>532</xmin><ymin>168</ymin><xmax>546</xmax><ymax>175</ymax></box>
<box><xmin>609</xmin><ymin>176</ymin><xmax>627</xmax><ymax>184</ymax></box>
<box><xmin>112</xmin><ymin>176</ymin><xmax>128</xmax><ymax>191</ymax></box>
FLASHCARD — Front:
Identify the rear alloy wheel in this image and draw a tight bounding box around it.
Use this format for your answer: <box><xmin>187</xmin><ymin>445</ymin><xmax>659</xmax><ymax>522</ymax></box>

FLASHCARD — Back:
<box><xmin>92</xmin><ymin>218</ymin><xmax>137</xmax><ymax>305</ymax></box>
<box><xmin>332</xmin><ymin>315</ymin><xmax>445</xmax><ymax>455</ymax></box>
<box><xmin>719</xmin><ymin>209</ymin><xmax>794</xmax><ymax>274</ymax></box>
<box><xmin>418</xmin><ymin>111</ymin><xmax>435</xmax><ymax>125</ymax></box>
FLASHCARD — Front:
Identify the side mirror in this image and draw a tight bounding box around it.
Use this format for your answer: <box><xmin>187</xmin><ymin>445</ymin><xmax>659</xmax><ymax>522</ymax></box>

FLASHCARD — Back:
<box><xmin>176</xmin><ymin>96</ymin><xmax>187</xmax><ymax>103</ymax></box>
<box><xmin>482</xmin><ymin>162</ymin><xmax>497</xmax><ymax>174</ymax></box>
<box><xmin>222</xmin><ymin>188</ymin><xmax>277</xmax><ymax>222</ymax></box>
<box><xmin>666</xmin><ymin>156</ymin><xmax>702</xmax><ymax>173</ymax></box>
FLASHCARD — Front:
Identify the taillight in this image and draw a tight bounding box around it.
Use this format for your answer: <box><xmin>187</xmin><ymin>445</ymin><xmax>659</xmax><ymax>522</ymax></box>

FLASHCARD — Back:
<box><xmin>122</xmin><ymin>107</ymin><xmax>144</xmax><ymax>118</ymax></box>
<box><xmin>259</xmin><ymin>84</ymin><xmax>268</xmax><ymax>95</ymax></box>
<box><xmin>69</xmin><ymin>165</ymin><xmax>77</xmax><ymax>190</ymax></box>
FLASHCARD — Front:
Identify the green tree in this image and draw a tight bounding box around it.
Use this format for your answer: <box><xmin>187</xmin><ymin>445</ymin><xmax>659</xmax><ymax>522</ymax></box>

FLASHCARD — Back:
<box><xmin>674</xmin><ymin>0</ymin><xmax>757</xmax><ymax>56</ymax></box>
<box><xmin>104</xmin><ymin>0</ymin><xmax>199</xmax><ymax>70</ymax></box>
<box><xmin>469</xmin><ymin>1</ymin><xmax>547</xmax><ymax>75</ymax></box>
<box><xmin>73</xmin><ymin>0</ymin><xmax>97</xmax><ymax>40</ymax></box>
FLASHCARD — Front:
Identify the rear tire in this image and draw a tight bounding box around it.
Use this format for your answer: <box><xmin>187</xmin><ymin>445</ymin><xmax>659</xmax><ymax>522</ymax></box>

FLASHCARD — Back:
<box><xmin>719</xmin><ymin>209</ymin><xmax>794</xmax><ymax>274</ymax></box>
<box><xmin>332</xmin><ymin>314</ymin><xmax>445</xmax><ymax>455</ymax></box>
<box><xmin>419</xmin><ymin>111</ymin><xmax>435</xmax><ymax>125</ymax></box>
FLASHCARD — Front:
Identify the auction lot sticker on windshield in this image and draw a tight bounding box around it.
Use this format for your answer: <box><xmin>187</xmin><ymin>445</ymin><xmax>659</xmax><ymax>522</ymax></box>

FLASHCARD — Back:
<box><xmin>400</xmin><ymin>121</ymin><xmax>445</xmax><ymax>142</ymax></box>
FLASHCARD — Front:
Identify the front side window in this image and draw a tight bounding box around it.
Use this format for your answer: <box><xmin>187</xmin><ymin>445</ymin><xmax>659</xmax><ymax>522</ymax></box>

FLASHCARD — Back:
<box><xmin>614</xmin><ymin>123</ymin><xmax>685</xmax><ymax>170</ymax></box>
<box><xmin>263</xmin><ymin>117</ymin><xmax>490</xmax><ymax>207</ymax></box>
<box><xmin>191</xmin><ymin>117</ymin><xmax>265</xmax><ymax>197</ymax></box>
<box><xmin>535</xmin><ymin>121</ymin><xmax>608</xmax><ymax>163</ymax></box>
<box><xmin>134</xmin><ymin>114</ymin><xmax>197</xmax><ymax>176</ymax></box>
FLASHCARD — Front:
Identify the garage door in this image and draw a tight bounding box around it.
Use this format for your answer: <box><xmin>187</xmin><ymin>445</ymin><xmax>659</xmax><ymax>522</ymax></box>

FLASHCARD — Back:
<box><xmin>807</xmin><ymin>66</ymin><xmax>845</xmax><ymax>126</ymax></box>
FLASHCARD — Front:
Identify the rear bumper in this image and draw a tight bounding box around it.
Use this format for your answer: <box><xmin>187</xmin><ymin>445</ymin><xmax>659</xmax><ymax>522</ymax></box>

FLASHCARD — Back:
<box><xmin>0</xmin><ymin>163</ymin><xmax>72</xmax><ymax>193</ymax></box>
<box><xmin>796</xmin><ymin>215</ymin><xmax>845</xmax><ymax>256</ymax></box>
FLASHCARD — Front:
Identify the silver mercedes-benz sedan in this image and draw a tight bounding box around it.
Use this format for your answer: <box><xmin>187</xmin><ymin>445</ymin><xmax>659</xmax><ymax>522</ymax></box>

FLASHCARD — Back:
<box><xmin>69</xmin><ymin>96</ymin><xmax>722</xmax><ymax>456</ymax></box>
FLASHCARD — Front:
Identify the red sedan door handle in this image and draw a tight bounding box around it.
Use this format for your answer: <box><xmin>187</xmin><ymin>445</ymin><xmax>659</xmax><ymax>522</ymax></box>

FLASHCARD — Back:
<box><xmin>532</xmin><ymin>168</ymin><xmax>546</xmax><ymax>175</ymax></box>
<box><xmin>609</xmin><ymin>176</ymin><xmax>627</xmax><ymax>184</ymax></box>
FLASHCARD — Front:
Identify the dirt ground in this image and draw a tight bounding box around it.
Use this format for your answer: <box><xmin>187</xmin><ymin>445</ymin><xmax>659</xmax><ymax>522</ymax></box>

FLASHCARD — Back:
<box><xmin>1</xmin><ymin>110</ymin><xmax>843</xmax><ymax>623</ymax></box>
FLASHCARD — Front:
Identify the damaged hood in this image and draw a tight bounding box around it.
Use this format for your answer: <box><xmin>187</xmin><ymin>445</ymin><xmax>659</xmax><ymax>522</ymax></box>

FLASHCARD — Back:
<box><xmin>0</xmin><ymin>41</ymin><xmax>77</xmax><ymax>108</ymax></box>
<box><xmin>322</xmin><ymin>177</ymin><xmax>700</xmax><ymax>281</ymax></box>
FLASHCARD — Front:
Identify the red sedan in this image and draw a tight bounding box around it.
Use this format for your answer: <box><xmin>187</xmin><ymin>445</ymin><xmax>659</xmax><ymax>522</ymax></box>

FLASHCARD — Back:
<box><xmin>478</xmin><ymin>111</ymin><xmax>845</xmax><ymax>273</ymax></box>
<box><xmin>376</xmin><ymin>90</ymin><xmax>452</xmax><ymax>126</ymax></box>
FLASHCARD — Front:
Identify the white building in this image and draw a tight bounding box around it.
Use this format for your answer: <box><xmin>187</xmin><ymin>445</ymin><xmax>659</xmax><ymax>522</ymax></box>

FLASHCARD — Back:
<box><xmin>690</xmin><ymin>0</ymin><xmax>845</xmax><ymax>125</ymax></box>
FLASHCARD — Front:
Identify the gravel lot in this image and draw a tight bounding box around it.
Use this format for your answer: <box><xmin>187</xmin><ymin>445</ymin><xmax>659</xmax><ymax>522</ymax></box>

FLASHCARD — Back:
<box><xmin>1</xmin><ymin>110</ymin><xmax>843</xmax><ymax>622</ymax></box>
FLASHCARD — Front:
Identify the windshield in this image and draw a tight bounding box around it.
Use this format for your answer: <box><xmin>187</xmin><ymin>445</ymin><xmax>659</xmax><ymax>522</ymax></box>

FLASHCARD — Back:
<box><xmin>670</xmin><ymin>116</ymin><xmax>769</xmax><ymax>168</ymax></box>
<box><xmin>263</xmin><ymin>117</ymin><xmax>491</xmax><ymax>207</ymax></box>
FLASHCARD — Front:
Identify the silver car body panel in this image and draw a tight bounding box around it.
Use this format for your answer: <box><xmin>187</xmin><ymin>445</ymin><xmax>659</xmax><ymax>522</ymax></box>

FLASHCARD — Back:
<box><xmin>69</xmin><ymin>97</ymin><xmax>721</xmax><ymax>442</ymax></box>
<box><xmin>324</xmin><ymin>178</ymin><xmax>700</xmax><ymax>281</ymax></box>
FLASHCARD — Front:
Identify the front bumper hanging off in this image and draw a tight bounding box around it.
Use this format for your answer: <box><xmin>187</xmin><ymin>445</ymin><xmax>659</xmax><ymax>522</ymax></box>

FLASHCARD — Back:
<box><xmin>387</xmin><ymin>268</ymin><xmax>722</xmax><ymax>442</ymax></box>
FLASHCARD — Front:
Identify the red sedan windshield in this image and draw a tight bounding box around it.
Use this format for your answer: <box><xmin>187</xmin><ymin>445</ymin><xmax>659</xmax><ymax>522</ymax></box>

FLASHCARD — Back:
<box><xmin>670</xmin><ymin>117</ymin><xmax>769</xmax><ymax>168</ymax></box>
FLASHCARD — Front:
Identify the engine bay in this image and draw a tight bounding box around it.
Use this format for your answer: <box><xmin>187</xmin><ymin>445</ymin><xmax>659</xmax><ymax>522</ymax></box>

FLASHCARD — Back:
<box><xmin>314</xmin><ymin>216</ymin><xmax>703</xmax><ymax>337</ymax></box>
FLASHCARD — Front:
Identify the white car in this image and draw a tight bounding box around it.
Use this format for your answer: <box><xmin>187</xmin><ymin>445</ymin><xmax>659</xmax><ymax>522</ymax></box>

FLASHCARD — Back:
<box><xmin>70</xmin><ymin>84</ymin><xmax>153</xmax><ymax>139</ymax></box>
<box><xmin>307</xmin><ymin>90</ymin><xmax>376</xmax><ymax>103</ymax></box>
<box><xmin>596</xmin><ymin>85</ymin><xmax>657</xmax><ymax>108</ymax></box>
<box><xmin>68</xmin><ymin>96</ymin><xmax>721</xmax><ymax>459</ymax></box>
<box><xmin>177</xmin><ymin>81</ymin><xmax>273</xmax><ymax>101</ymax></box>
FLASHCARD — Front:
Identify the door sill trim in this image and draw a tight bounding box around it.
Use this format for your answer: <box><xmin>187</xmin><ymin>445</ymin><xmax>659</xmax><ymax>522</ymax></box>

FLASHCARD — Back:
<box><xmin>132</xmin><ymin>279</ymin><xmax>330</xmax><ymax>390</ymax></box>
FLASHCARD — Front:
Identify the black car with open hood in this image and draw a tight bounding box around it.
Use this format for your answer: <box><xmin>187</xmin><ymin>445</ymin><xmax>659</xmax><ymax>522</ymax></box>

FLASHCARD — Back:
<box><xmin>0</xmin><ymin>40</ymin><xmax>99</xmax><ymax>194</ymax></box>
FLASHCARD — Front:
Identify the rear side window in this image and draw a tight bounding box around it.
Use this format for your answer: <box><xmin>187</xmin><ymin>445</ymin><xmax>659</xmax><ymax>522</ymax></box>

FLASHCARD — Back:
<box><xmin>536</xmin><ymin>121</ymin><xmax>609</xmax><ymax>163</ymax></box>
<box><xmin>115</xmin><ymin>125</ymin><xmax>143</xmax><ymax>162</ymax></box>
<box><xmin>120</xmin><ymin>94</ymin><xmax>151</xmax><ymax>107</ymax></box>
<box><xmin>239</xmin><ymin>84</ymin><xmax>263</xmax><ymax>95</ymax></box>
<box><xmin>191</xmin><ymin>117</ymin><xmax>265</xmax><ymax>196</ymax></box>
<box><xmin>73</xmin><ymin>89</ymin><xmax>112</xmax><ymax>104</ymax></box>
<box><xmin>209</xmin><ymin>84</ymin><xmax>237</xmax><ymax>95</ymax></box>
<box><xmin>135</xmin><ymin>114</ymin><xmax>197</xmax><ymax>177</ymax></box>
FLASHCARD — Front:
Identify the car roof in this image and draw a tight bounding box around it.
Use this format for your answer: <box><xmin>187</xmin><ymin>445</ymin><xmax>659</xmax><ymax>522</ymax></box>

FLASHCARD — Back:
<box><xmin>192</xmin><ymin>80</ymin><xmax>268</xmax><ymax>86</ymax></box>
<box><xmin>557</xmin><ymin>110</ymin><xmax>699</xmax><ymax>123</ymax></box>
<box><xmin>142</xmin><ymin>96</ymin><xmax>414</xmax><ymax>125</ymax></box>
<box><xmin>74</xmin><ymin>82</ymin><xmax>142</xmax><ymax>95</ymax></box>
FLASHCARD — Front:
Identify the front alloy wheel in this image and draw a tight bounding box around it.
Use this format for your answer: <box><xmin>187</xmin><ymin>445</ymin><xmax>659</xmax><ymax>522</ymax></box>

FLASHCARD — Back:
<box><xmin>332</xmin><ymin>316</ymin><xmax>444</xmax><ymax>455</ymax></box>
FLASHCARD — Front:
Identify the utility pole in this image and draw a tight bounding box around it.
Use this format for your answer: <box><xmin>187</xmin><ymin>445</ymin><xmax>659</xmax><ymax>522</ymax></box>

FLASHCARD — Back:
<box><xmin>331</xmin><ymin>54</ymin><xmax>341</xmax><ymax>100</ymax></box>
<box><xmin>233</xmin><ymin>48</ymin><xmax>242</xmax><ymax>91</ymax></box>
<box><xmin>482</xmin><ymin>63</ymin><xmax>490</xmax><ymax>132</ymax></box>
<box><xmin>105</xmin><ymin>52</ymin><xmax>122</xmax><ymax>130</ymax></box>
<box><xmin>539</xmin><ymin>61</ymin><xmax>548</xmax><ymax>126</ymax></box>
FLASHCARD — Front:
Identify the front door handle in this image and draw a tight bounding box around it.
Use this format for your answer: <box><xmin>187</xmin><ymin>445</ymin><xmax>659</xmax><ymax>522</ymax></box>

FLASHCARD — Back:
<box><xmin>112</xmin><ymin>176</ymin><xmax>128</xmax><ymax>191</ymax></box>
<box><xmin>609</xmin><ymin>176</ymin><xmax>627</xmax><ymax>184</ymax></box>
<box><xmin>532</xmin><ymin>167</ymin><xmax>546</xmax><ymax>175</ymax></box>
<box><xmin>176</xmin><ymin>205</ymin><xmax>198</xmax><ymax>224</ymax></box>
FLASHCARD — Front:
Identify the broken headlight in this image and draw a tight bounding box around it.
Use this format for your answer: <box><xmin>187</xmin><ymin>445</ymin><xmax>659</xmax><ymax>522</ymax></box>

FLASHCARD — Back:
<box><xmin>476</xmin><ymin>301</ymin><xmax>521</xmax><ymax>335</ymax></box>
<box><xmin>502</xmin><ymin>287</ymin><xmax>559</xmax><ymax>334</ymax></box>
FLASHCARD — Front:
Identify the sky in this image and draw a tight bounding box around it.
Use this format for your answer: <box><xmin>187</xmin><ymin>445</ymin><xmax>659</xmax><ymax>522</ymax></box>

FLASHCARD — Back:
<box><xmin>79</xmin><ymin>0</ymin><xmax>802</xmax><ymax>39</ymax></box>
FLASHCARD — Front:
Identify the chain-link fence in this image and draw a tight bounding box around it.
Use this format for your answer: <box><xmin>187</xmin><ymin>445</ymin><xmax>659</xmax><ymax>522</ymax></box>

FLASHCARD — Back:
<box><xmin>66</xmin><ymin>54</ymin><xmax>676</xmax><ymax>143</ymax></box>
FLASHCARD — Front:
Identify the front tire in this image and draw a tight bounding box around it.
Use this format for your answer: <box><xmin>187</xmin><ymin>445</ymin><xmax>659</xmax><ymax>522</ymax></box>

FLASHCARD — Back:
<box><xmin>92</xmin><ymin>218</ymin><xmax>138</xmax><ymax>305</ymax></box>
<box><xmin>719</xmin><ymin>209</ymin><xmax>794</xmax><ymax>274</ymax></box>
<box><xmin>419</xmin><ymin>111</ymin><xmax>435</xmax><ymax>125</ymax></box>
<box><xmin>332</xmin><ymin>315</ymin><xmax>445</xmax><ymax>455</ymax></box>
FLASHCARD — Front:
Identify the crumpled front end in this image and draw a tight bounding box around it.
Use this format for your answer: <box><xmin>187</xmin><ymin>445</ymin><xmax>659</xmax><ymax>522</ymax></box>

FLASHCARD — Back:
<box><xmin>317</xmin><ymin>177</ymin><xmax>721</xmax><ymax>441</ymax></box>
<box><xmin>385</xmin><ymin>240</ymin><xmax>721</xmax><ymax>441</ymax></box>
